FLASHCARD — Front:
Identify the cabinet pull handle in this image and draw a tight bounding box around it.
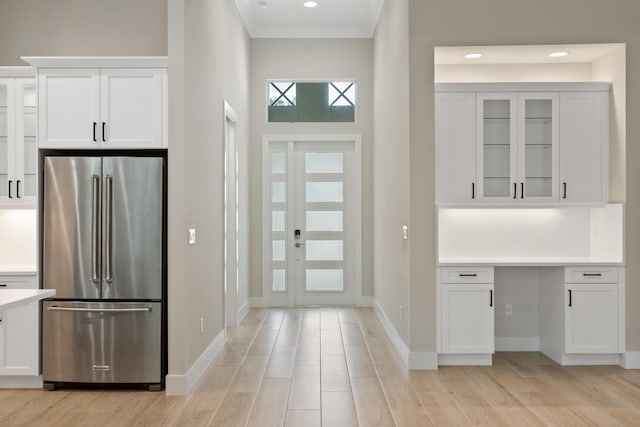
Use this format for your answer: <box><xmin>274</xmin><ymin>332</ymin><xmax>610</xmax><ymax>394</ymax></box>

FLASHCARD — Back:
<box><xmin>7</xmin><ymin>180</ymin><xmax>12</xmax><ymax>199</ymax></box>
<box><xmin>489</xmin><ymin>290</ymin><xmax>493</xmax><ymax>307</ymax></box>
<box><xmin>471</xmin><ymin>182</ymin><xmax>475</xmax><ymax>199</ymax></box>
<box><xmin>459</xmin><ymin>273</ymin><xmax>477</xmax><ymax>277</ymax></box>
<box><xmin>563</xmin><ymin>182</ymin><xmax>567</xmax><ymax>199</ymax></box>
<box><xmin>521</xmin><ymin>182</ymin><xmax>524</xmax><ymax>199</ymax></box>
<box><xmin>513</xmin><ymin>183</ymin><xmax>517</xmax><ymax>199</ymax></box>
<box><xmin>582</xmin><ymin>273</ymin><xmax>602</xmax><ymax>277</ymax></box>
<box><xmin>93</xmin><ymin>122</ymin><xmax>97</xmax><ymax>142</ymax></box>
<box><xmin>16</xmin><ymin>180</ymin><xmax>20</xmax><ymax>198</ymax></box>
<box><xmin>102</xmin><ymin>122</ymin><xmax>107</xmax><ymax>142</ymax></box>
<box><xmin>568</xmin><ymin>289</ymin><xmax>572</xmax><ymax>307</ymax></box>
<box><xmin>0</xmin><ymin>284</ymin><xmax>7</xmax><ymax>287</ymax></box>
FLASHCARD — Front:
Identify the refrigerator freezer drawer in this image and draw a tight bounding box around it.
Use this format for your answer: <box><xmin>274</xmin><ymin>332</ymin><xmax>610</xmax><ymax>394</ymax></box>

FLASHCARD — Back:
<box><xmin>42</xmin><ymin>301</ymin><xmax>162</xmax><ymax>384</ymax></box>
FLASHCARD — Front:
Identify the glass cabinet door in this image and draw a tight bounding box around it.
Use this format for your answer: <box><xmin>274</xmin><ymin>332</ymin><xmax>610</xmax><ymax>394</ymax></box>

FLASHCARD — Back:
<box><xmin>0</xmin><ymin>80</ymin><xmax>13</xmax><ymax>200</ymax></box>
<box><xmin>477</xmin><ymin>94</ymin><xmax>517</xmax><ymax>201</ymax></box>
<box><xmin>519</xmin><ymin>93</ymin><xmax>559</xmax><ymax>201</ymax></box>
<box><xmin>19</xmin><ymin>81</ymin><xmax>37</xmax><ymax>199</ymax></box>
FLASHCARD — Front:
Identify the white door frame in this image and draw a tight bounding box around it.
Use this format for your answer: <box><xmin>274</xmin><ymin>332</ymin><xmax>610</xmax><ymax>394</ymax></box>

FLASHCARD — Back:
<box><xmin>261</xmin><ymin>134</ymin><xmax>363</xmax><ymax>307</ymax></box>
<box><xmin>224</xmin><ymin>100</ymin><xmax>239</xmax><ymax>329</ymax></box>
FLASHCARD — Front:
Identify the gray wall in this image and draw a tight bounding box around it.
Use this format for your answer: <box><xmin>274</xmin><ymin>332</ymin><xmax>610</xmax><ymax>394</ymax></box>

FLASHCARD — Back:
<box><xmin>168</xmin><ymin>0</ymin><xmax>250</xmax><ymax>379</ymax></box>
<box><xmin>0</xmin><ymin>0</ymin><xmax>167</xmax><ymax>64</ymax></box>
<box><xmin>249</xmin><ymin>38</ymin><xmax>374</xmax><ymax>301</ymax></box>
<box><xmin>372</xmin><ymin>0</ymin><xmax>411</xmax><ymax>343</ymax></box>
<box><xmin>403</xmin><ymin>0</ymin><xmax>640</xmax><ymax>354</ymax></box>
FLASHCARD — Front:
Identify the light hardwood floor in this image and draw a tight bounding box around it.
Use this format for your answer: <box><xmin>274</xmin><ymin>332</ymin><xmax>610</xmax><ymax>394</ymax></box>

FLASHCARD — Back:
<box><xmin>2</xmin><ymin>307</ymin><xmax>640</xmax><ymax>426</ymax></box>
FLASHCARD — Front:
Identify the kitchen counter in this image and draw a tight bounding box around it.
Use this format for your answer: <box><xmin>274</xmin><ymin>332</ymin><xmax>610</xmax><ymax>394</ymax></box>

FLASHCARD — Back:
<box><xmin>0</xmin><ymin>289</ymin><xmax>55</xmax><ymax>311</ymax></box>
<box><xmin>438</xmin><ymin>257</ymin><xmax>624</xmax><ymax>266</ymax></box>
<box><xmin>0</xmin><ymin>264</ymin><xmax>37</xmax><ymax>275</ymax></box>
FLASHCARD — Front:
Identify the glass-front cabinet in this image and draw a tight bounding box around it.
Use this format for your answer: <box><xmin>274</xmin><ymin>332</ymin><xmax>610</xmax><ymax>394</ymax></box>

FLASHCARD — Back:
<box><xmin>476</xmin><ymin>92</ymin><xmax>558</xmax><ymax>203</ymax></box>
<box><xmin>0</xmin><ymin>73</ymin><xmax>37</xmax><ymax>207</ymax></box>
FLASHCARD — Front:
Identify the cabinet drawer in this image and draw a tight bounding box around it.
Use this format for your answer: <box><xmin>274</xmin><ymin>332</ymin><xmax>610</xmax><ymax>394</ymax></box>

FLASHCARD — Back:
<box><xmin>441</xmin><ymin>267</ymin><xmax>493</xmax><ymax>283</ymax></box>
<box><xmin>565</xmin><ymin>267</ymin><xmax>618</xmax><ymax>283</ymax></box>
<box><xmin>0</xmin><ymin>275</ymin><xmax>37</xmax><ymax>289</ymax></box>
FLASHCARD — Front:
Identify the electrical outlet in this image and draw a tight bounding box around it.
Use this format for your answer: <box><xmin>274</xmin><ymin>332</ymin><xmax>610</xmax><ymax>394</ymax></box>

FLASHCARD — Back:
<box><xmin>200</xmin><ymin>317</ymin><xmax>204</xmax><ymax>333</ymax></box>
<box><xmin>188</xmin><ymin>228</ymin><xmax>197</xmax><ymax>245</ymax></box>
<box><xmin>400</xmin><ymin>305</ymin><xmax>404</xmax><ymax>319</ymax></box>
<box><xmin>505</xmin><ymin>304</ymin><xmax>513</xmax><ymax>316</ymax></box>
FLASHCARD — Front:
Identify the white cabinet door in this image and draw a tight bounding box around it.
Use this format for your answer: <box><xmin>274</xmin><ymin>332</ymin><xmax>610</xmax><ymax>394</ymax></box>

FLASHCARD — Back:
<box><xmin>38</xmin><ymin>69</ymin><xmax>100</xmax><ymax>148</ymax></box>
<box><xmin>476</xmin><ymin>93</ymin><xmax>518</xmax><ymax>202</ymax></box>
<box><xmin>0</xmin><ymin>275</ymin><xmax>38</xmax><ymax>376</ymax></box>
<box><xmin>0</xmin><ymin>78</ymin><xmax>16</xmax><ymax>202</ymax></box>
<box><xmin>517</xmin><ymin>93</ymin><xmax>559</xmax><ymax>202</ymax></box>
<box><xmin>0</xmin><ymin>301</ymin><xmax>39</xmax><ymax>375</ymax></box>
<box><xmin>441</xmin><ymin>283</ymin><xmax>494</xmax><ymax>353</ymax></box>
<box><xmin>435</xmin><ymin>92</ymin><xmax>477</xmax><ymax>203</ymax></box>
<box><xmin>100</xmin><ymin>69</ymin><xmax>163</xmax><ymax>148</ymax></box>
<box><xmin>565</xmin><ymin>283</ymin><xmax>618</xmax><ymax>353</ymax></box>
<box><xmin>559</xmin><ymin>92</ymin><xmax>608</xmax><ymax>203</ymax></box>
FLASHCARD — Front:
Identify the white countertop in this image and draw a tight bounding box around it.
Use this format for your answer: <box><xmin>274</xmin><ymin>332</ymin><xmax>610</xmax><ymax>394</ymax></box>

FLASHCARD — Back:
<box><xmin>0</xmin><ymin>264</ymin><xmax>37</xmax><ymax>275</ymax></box>
<box><xmin>0</xmin><ymin>289</ymin><xmax>55</xmax><ymax>311</ymax></box>
<box><xmin>438</xmin><ymin>257</ymin><xmax>624</xmax><ymax>266</ymax></box>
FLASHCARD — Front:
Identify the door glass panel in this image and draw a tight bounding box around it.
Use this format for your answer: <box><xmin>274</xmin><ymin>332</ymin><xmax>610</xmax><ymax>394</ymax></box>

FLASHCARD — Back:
<box><xmin>272</xmin><ymin>269</ymin><xmax>286</xmax><ymax>292</ymax></box>
<box><xmin>306</xmin><ymin>240</ymin><xmax>343</xmax><ymax>261</ymax></box>
<box><xmin>272</xmin><ymin>182</ymin><xmax>286</xmax><ymax>203</ymax></box>
<box><xmin>524</xmin><ymin>99</ymin><xmax>553</xmax><ymax>197</ymax></box>
<box><xmin>306</xmin><ymin>269</ymin><xmax>344</xmax><ymax>291</ymax></box>
<box><xmin>483</xmin><ymin>99</ymin><xmax>511</xmax><ymax>197</ymax></box>
<box><xmin>306</xmin><ymin>152</ymin><xmax>343</xmax><ymax>173</ymax></box>
<box><xmin>0</xmin><ymin>84</ymin><xmax>7</xmax><ymax>198</ymax></box>
<box><xmin>272</xmin><ymin>240</ymin><xmax>286</xmax><ymax>261</ymax></box>
<box><xmin>306</xmin><ymin>182</ymin><xmax>343</xmax><ymax>202</ymax></box>
<box><xmin>272</xmin><ymin>152</ymin><xmax>286</xmax><ymax>173</ymax></box>
<box><xmin>272</xmin><ymin>211</ymin><xmax>285</xmax><ymax>232</ymax></box>
<box><xmin>306</xmin><ymin>211</ymin><xmax>343</xmax><ymax>231</ymax></box>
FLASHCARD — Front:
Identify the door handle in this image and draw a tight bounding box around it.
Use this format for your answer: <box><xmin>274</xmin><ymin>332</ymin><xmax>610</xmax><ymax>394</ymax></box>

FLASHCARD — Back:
<box><xmin>513</xmin><ymin>183</ymin><xmax>517</xmax><ymax>199</ymax></box>
<box><xmin>471</xmin><ymin>182</ymin><xmax>475</xmax><ymax>199</ymax></box>
<box><xmin>521</xmin><ymin>182</ymin><xmax>524</xmax><ymax>199</ymax></box>
<box><xmin>93</xmin><ymin>122</ymin><xmax>97</xmax><ymax>142</ymax></box>
<box><xmin>16</xmin><ymin>180</ymin><xmax>20</xmax><ymax>198</ymax></box>
<box><xmin>104</xmin><ymin>175</ymin><xmax>113</xmax><ymax>284</ymax></box>
<box><xmin>8</xmin><ymin>180</ymin><xmax>12</xmax><ymax>199</ymax></box>
<box><xmin>563</xmin><ymin>182</ymin><xmax>567</xmax><ymax>199</ymax></box>
<box><xmin>102</xmin><ymin>122</ymin><xmax>107</xmax><ymax>142</ymax></box>
<box><xmin>47</xmin><ymin>306</ymin><xmax>152</xmax><ymax>313</ymax></box>
<box><xmin>91</xmin><ymin>175</ymin><xmax>99</xmax><ymax>284</ymax></box>
<box><xmin>489</xmin><ymin>290</ymin><xmax>493</xmax><ymax>307</ymax></box>
<box><xmin>568</xmin><ymin>289</ymin><xmax>572</xmax><ymax>307</ymax></box>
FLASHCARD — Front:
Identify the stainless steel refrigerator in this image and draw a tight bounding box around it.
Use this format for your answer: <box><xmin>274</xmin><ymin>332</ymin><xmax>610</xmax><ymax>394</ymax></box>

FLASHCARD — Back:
<box><xmin>40</xmin><ymin>154</ymin><xmax>166</xmax><ymax>390</ymax></box>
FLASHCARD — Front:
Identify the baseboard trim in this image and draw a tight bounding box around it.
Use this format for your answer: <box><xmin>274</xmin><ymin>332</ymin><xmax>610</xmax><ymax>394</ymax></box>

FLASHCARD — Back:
<box><xmin>165</xmin><ymin>329</ymin><xmax>225</xmax><ymax>396</ymax></box>
<box><xmin>238</xmin><ymin>299</ymin><xmax>250</xmax><ymax>322</ymax></box>
<box><xmin>495</xmin><ymin>336</ymin><xmax>540</xmax><ymax>352</ymax></box>
<box><xmin>0</xmin><ymin>375</ymin><xmax>43</xmax><ymax>389</ymax></box>
<box><xmin>439</xmin><ymin>354</ymin><xmax>492</xmax><ymax>366</ymax></box>
<box><xmin>560</xmin><ymin>353</ymin><xmax>621</xmax><ymax>366</ymax></box>
<box><xmin>249</xmin><ymin>297</ymin><xmax>265</xmax><ymax>308</ymax></box>
<box><xmin>373</xmin><ymin>301</ymin><xmax>409</xmax><ymax>369</ymax></box>
<box><xmin>622</xmin><ymin>351</ymin><xmax>640</xmax><ymax>369</ymax></box>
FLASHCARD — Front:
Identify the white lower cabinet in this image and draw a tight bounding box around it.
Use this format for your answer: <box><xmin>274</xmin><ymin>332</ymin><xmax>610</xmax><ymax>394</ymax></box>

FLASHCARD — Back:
<box><xmin>439</xmin><ymin>267</ymin><xmax>494</xmax><ymax>355</ymax></box>
<box><xmin>0</xmin><ymin>274</ymin><xmax>38</xmax><ymax>377</ymax></box>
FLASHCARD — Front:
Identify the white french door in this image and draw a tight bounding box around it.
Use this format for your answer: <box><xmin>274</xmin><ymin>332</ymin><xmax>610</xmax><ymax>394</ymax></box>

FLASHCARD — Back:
<box><xmin>263</xmin><ymin>135</ymin><xmax>362</xmax><ymax>306</ymax></box>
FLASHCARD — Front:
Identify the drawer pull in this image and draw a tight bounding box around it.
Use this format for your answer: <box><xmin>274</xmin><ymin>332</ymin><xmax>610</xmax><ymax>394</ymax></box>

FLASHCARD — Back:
<box><xmin>489</xmin><ymin>290</ymin><xmax>493</xmax><ymax>307</ymax></box>
<box><xmin>459</xmin><ymin>273</ymin><xmax>478</xmax><ymax>277</ymax></box>
<box><xmin>0</xmin><ymin>284</ymin><xmax>7</xmax><ymax>287</ymax></box>
<box><xmin>568</xmin><ymin>289</ymin><xmax>572</xmax><ymax>307</ymax></box>
<box><xmin>582</xmin><ymin>273</ymin><xmax>603</xmax><ymax>277</ymax></box>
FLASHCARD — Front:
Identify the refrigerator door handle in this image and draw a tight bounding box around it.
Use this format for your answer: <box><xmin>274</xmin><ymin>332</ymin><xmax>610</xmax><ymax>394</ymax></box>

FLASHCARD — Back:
<box><xmin>91</xmin><ymin>175</ymin><xmax>100</xmax><ymax>284</ymax></box>
<box><xmin>104</xmin><ymin>174</ymin><xmax>113</xmax><ymax>284</ymax></box>
<box><xmin>47</xmin><ymin>306</ymin><xmax>152</xmax><ymax>313</ymax></box>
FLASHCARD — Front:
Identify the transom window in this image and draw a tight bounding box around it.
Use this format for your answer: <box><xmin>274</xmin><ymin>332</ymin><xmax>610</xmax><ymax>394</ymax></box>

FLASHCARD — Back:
<box><xmin>267</xmin><ymin>80</ymin><xmax>356</xmax><ymax>123</ymax></box>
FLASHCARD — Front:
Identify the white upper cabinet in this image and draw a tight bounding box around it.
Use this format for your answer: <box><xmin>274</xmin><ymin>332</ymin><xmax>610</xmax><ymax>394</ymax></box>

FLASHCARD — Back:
<box><xmin>24</xmin><ymin>57</ymin><xmax>168</xmax><ymax>149</ymax></box>
<box><xmin>435</xmin><ymin>83</ymin><xmax>609</xmax><ymax>205</ymax></box>
<box><xmin>559</xmin><ymin>92</ymin><xmax>609</xmax><ymax>203</ymax></box>
<box><xmin>0</xmin><ymin>69</ymin><xmax>37</xmax><ymax>207</ymax></box>
<box><xmin>435</xmin><ymin>92</ymin><xmax>477</xmax><ymax>203</ymax></box>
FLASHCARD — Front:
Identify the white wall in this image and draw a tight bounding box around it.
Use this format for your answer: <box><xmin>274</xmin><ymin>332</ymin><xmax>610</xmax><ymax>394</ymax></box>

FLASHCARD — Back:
<box><xmin>435</xmin><ymin>63</ymin><xmax>592</xmax><ymax>82</ymax></box>
<box><xmin>168</xmin><ymin>0</ymin><xmax>250</xmax><ymax>392</ymax></box>
<box><xmin>372</xmin><ymin>0</ymin><xmax>411</xmax><ymax>344</ymax></box>
<box><xmin>249</xmin><ymin>38</ymin><xmax>374</xmax><ymax>302</ymax></box>
<box><xmin>494</xmin><ymin>267</ymin><xmax>540</xmax><ymax>348</ymax></box>
<box><xmin>0</xmin><ymin>210</ymin><xmax>36</xmax><ymax>265</ymax></box>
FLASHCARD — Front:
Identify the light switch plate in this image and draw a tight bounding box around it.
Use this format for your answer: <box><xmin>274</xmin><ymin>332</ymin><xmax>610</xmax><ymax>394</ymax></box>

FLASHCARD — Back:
<box><xmin>402</xmin><ymin>225</ymin><xmax>409</xmax><ymax>240</ymax></box>
<box><xmin>188</xmin><ymin>228</ymin><xmax>196</xmax><ymax>245</ymax></box>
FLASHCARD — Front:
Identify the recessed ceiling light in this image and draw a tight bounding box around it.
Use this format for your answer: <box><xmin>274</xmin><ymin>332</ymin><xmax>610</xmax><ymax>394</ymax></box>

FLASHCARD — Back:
<box><xmin>304</xmin><ymin>1</ymin><xmax>318</xmax><ymax>8</ymax></box>
<box><xmin>549</xmin><ymin>51</ymin><xmax>569</xmax><ymax>58</ymax></box>
<box><xmin>464</xmin><ymin>53</ymin><xmax>483</xmax><ymax>59</ymax></box>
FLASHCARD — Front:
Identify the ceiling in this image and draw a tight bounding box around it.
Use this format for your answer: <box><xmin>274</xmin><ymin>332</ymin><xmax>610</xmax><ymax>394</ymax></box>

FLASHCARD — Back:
<box><xmin>434</xmin><ymin>44</ymin><xmax>622</xmax><ymax>65</ymax></box>
<box><xmin>234</xmin><ymin>0</ymin><xmax>385</xmax><ymax>38</ymax></box>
